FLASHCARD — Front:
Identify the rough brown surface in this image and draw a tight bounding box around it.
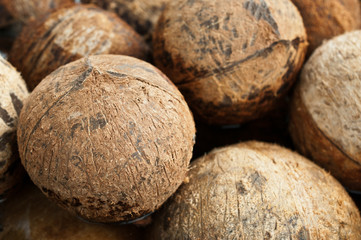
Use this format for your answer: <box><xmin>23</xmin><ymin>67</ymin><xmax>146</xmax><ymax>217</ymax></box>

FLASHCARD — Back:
<box><xmin>9</xmin><ymin>4</ymin><xmax>149</xmax><ymax>91</ymax></box>
<box><xmin>153</xmin><ymin>0</ymin><xmax>307</xmax><ymax>125</ymax></box>
<box><xmin>289</xmin><ymin>30</ymin><xmax>361</xmax><ymax>192</ymax></box>
<box><xmin>291</xmin><ymin>0</ymin><xmax>361</xmax><ymax>55</ymax></box>
<box><xmin>81</xmin><ymin>0</ymin><xmax>168</xmax><ymax>40</ymax></box>
<box><xmin>0</xmin><ymin>180</ymin><xmax>145</xmax><ymax>240</ymax></box>
<box><xmin>150</xmin><ymin>141</ymin><xmax>361</xmax><ymax>239</ymax></box>
<box><xmin>1</xmin><ymin>0</ymin><xmax>74</xmax><ymax>23</ymax></box>
<box><xmin>17</xmin><ymin>55</ymin><xmax>196</xmax><ymax>223</ymax></box>
<box><xmin>0</xmin><ymin>55</ymin><xmax>29</xmax><ymax>197</ymax></box>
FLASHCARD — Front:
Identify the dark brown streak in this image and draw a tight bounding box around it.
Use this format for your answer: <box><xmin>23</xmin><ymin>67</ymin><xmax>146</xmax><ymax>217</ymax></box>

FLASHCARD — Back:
<box><xmin>305</xmin><ymin>102</ymin><xmax>361</xmax><ymax>167</ymax></box>
<box><xmin>0</xmin><ymin>106</ymin><xmax>14</xmax><ymax>127</ymax></box>
<box><xmin>10</xmin><ymin>93</ymin><xmax>23</xmax><ymax>116</ymax></box>
<box><xmin>106</xmin><ymin>70</ymin><xmax>183</xmax><ymax>103</ymax></box>
<box><xmin>23</xmin><ymin>7</ymin><xmax>82</xmax><ymax>58</ymax></box>
<box><xmin>177</xmin><ymin>38</ymin><xmax>306</xmax><ymax>86</ymax></box>
<box><xmin>23</xmin><ymin>66</ymin><xmax>94</xmax><ymax>168</ymax></box>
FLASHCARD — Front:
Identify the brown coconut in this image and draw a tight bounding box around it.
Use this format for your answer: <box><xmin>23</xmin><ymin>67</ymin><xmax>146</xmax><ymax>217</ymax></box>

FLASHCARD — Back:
<box><xmin>17</xmin><ymin>54</ymin><xmax>196</xmax><ymax>223</ymax></box>
<box><xmin>153</xmin><ymin>0</ymin><xmax>307</xmax><ymax>125</ymax></box>
<box><xmin>289</xmin><ymin>30</ymin><xmax>361</xmax><ymax>192</ymax></box>
<box><xmin>0</xmin><ymin>56</ymin><xmax>29</xmax><ymax>197</ymax></box>
<box><xmin>291</xmin><ymin>0</ymin><xmax>361</xmax><ymax>55</ymax></box>
<box><xmin>150</xmin><ymin>141</ymin><xmax>361</xmax><ymax>239</ymax></box>
<box><xmin>81</xmin><ymin>0</ymin><xmax>168</xmax><ymax>40</ymax></box>
<box><xmin>0</xmin><ymin>180</ymin><xmax>145</xmax><ymax>240</ymax></box>
<box><xmin>1</xmin><ymin>0</ymin><xmax>74</xmax><ymax>23</ymax></box>
<box><xmin>9</xmin><ymin>4</ymin><xmax>149</xmax><ymax>91</ymax></box>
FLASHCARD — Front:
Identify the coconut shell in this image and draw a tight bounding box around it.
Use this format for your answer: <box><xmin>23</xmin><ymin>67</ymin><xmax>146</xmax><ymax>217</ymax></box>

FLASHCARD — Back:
<box><xmin>17</xmin><ymin>54</ymin><xmax>196</xmax><ymax>223</ymax></box>
<box><xmin>0</xmin><ymin>180</ymin><xmax>145</xmax><ymax>240</ymax></box>
<box><xmin>291</xmin><ymin>0</ymin><xmax>361</xmax><ymax>55</ymax></box>
<box><xmin>1</xmin><ymin>0</ymin><xmax>74</xmax><ymax>23</ymax></box>
<box><xmin>81</xmin><ymin>0</ymin><xmax>168</xmax><ymax>40</ymax></box>
<box><xmin>0</xmin><ymin>56</ymin><xmax>29</xmax><ymax>197</ymax></box>
<box><xmin>152</xmin><ymin>0</ymin><xmax>307</xmax><ymax>125</ymax></box>
<box><xmin>150</xmin><ymin>141</ymin><xmax>361</xmax><ymax>239</ymax></box>
<box><xmin>9</xmin><ymin>4</ymin><xmax>149</xmax><ymax>91</ymax></box>
<box><xmin>289</xmin><ymin>30</ymin><xmax>361</xmax><ymax>192</ymax></box>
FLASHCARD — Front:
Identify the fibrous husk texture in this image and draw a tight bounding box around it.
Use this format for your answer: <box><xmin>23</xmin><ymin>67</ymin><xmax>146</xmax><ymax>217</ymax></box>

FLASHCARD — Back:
<box><xmin>9</xmin><ymin>4</ymin><xmax>149</xmax><ymax>91</ymax></box>
<box><xmin>1</xmin><ymin>0</ymin><xmax>74</xmax><ymax>23</ymax></box>
<box><xmin>291</xmin><ymin>0</ymin><xmax>361</xmax><ymax>55</ymax></box>
<box><xmin>0</xmin><ymin>56</ymin><xmax>29</xmax><ymax>196</ymax></box>
<box><xmin>289</xmin><ymin>30</ymin><xmax>361</xmax><ymax>192</ymax></box>
<box><xmin>17</xmin><ymin>55</ymin><xmax>196</xmax><ymax>223</ymax></box>
<box><xmin>0</xmin><ymin>181</ymin><xmax>144</xmax><ymax>240</ymax></box>
<box><xmin>81</xmin><ymin>0</ymin><xmax>168</xmax><ymax>39</ymax></box>
<box><xmin>151</xmin><ymin>141</ymin><xmax>361</xmax><ymax>239</ymax></box>
<box><xmin>153</xmin><ymin>0</ymin><xmax>307</xmax><ymax>125</ymax></box>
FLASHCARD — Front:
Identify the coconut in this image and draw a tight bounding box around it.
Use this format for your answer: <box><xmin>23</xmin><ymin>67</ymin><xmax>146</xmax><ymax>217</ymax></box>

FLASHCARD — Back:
<box><xmin>81</xmin><ymin>0</ymin><xmax>168</xmax><ymax>40</ymax></box>
<box><xmin>17</xmin><ymin>54</ymin><xmax>196</xmax><ymax>223</ymax></box>
<box><xmin>291</xmin><ymin>0</ymin><xmax>361</xmax><ymax>55</ymax></box>
<box><xmin>0</xmin><ymin>55</ymin><xmax>29</xmax><ymax>197</ymax></box>
<box><xmin>1</xmin><ymin>0</ymin><xmax>74</xmax><ymax>23</ymax></box>
<box><xmin>9</xmin><ymin>4</ymin><xmax>149</xmax><ymax>91</ymax></box>
<box><xmin>289</xmin><ymin>30</ymin><xmax>361</xmax><ymax>192</ymax></box>
<box><xmin>152</xmin><ymin>0</ymin><xmax>307</xmax><ymax>125</ymax></box>
<box><xmin>150</xmin><ymin>141</ymin><xmax>361</xmax><ymax>239</ymax></box>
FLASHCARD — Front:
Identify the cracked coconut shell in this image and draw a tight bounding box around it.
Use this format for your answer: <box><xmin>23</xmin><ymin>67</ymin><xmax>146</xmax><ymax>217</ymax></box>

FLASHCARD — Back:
<box><xmin>289</xmin><ymin>30</ymin><xmax>361</xmax><ymax>192</ymax></box>
<box><xmin>81</xmin><ymin>0</ymin><xmax>168</xmax><ymax>40</ymax></box>
<box><xmin>153</xmin><ymin>0</ymin><xmax>307</xmax><ymax>125</ymax></box>
<box><xmin>0</xmin><ymin>181</ymin><xmax>144</xmax><ymax>240</ymax></box>
<box><xmin>9</xmin><ymin>4</ymin><xmax>149</xmax><ymax>91</ymax></box>
<box><xmin>291</xmin><ymin>0</ymin><xmax>361</xmax><ymax>56</ymax></box>
<box><xmin>17</xmin><ymin>54</ymin><xmax>196</xmax><ymax>223</ymax></box>
<box><xmin>150</xmin><ymin>141</ymin><xmax>361</xmax><ymax>239</ymax></box>
<box><xmin>0</xmin><ymin>56</ymin><xmax>29</xmax><ymax>197</ymax></box>
<box><xmin>1</xmin><ymin>0</ymin><xmax>74</xmax><ymax>23</ymax></box>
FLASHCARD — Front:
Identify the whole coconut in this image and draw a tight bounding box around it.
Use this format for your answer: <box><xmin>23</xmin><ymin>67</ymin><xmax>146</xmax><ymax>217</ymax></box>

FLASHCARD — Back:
<box><xmin>81</xmin><ymin>0</ymin><xmax>168</xmax><ymax>40</ymax></box>
<box><xmin>150</xmin><ymin>141</ymin><xmax>361</xmax><ymax>239</ymax></box>
<box><xmin>1</xmin><ymin>0</ymin><xmax>74</xmax><ymax>23</ymax></box>
<box><xmin>0</xmin><ymin>55</ymin><xmax>29</xmax><ymax>197</ymax></box>
<box><xmin>289</xmin><ymin>30</ymin><xmax>361</xmax><ymax>192</ymax></box>
<box><xmin>291</xmin><ymin>0</ymin><xmax>361</xmax><ymax>55</ymax></box>
<box><xmin>0</xmin><ymin>180</ymin><xmax>145</xmax><ymax>240</ymax></box>
<box><xmin>9</xmin><ymin>4</ymin><xmax>149</xmax><ymax>91</ymax></box>
<box><xmin>153</xmin><ymin>0</ymin><xmax>307</xmax><ymax>125</ymax></box>
<box><xmin>17</xmin><ymin>55</ymin><xmax>196</xmax><ymax>223</ymax></box>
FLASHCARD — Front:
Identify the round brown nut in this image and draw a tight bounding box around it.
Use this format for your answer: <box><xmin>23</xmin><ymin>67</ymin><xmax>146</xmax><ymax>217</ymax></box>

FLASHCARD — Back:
<box><xmin>1</xmin><ymin>0</ymin><xmax>74</xmax><ymax>23</ymax></box>
<box><xmin>9</xmin><ymin>4</ymin><xmax>149</xmax><ymax>91</ymax></box>
<box><xmin>289</xmin><ymin>30</ymin><xmax>361</xmax><ymax>192</ymax></box>
<box><xmin>153</xmin><ymin>0</ymin><xmax>308</xmax><ymax>125</ymax></box>
<box><xmin>0</xmin><ymin>181</ymin><xmax>145</xmax><ymax>240</ymax></box>
<box><xmin>17</xmin><ymin>54</ymin><xmax>196</xmax><ymax>223</ymax></box>
<box><xmin>291</xmin><ymin>0</ymin><xmax>361</xmax><ymax>55</ymax></box>
<box><xmin>81</xmin><ymin>0</ymin><xmax>168</xmax><ymax>40</ymax></box>
<box><xmin>150</xmin><ymin>141</ymin><xmax>361</xmax><ymax>239</ymax></box>
<box><xmin>0</xmin><ymin>56</ymin><xmax>29</xmax><ymax>197</ymax></box>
